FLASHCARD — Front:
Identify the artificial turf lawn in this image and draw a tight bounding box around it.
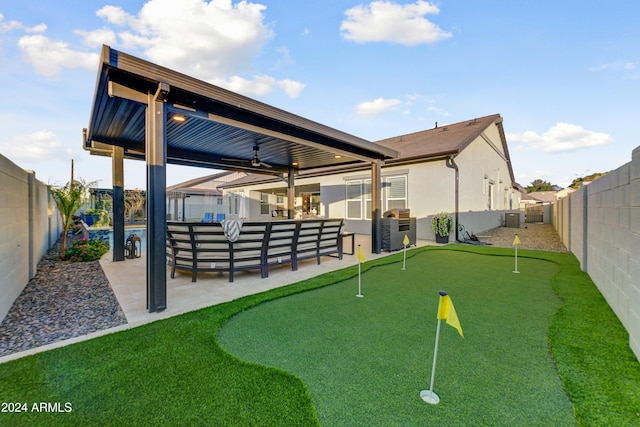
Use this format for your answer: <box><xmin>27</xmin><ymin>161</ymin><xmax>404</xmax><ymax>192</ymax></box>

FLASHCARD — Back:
<box><xmin>217</xmin><ymin>250</ymin><xmax>576</xmax><ymax>426</ymax></box>
<box><xmin>0</xmin><ymin>245</ymin><xmax>638</xmax><ymax>426</ymax></box>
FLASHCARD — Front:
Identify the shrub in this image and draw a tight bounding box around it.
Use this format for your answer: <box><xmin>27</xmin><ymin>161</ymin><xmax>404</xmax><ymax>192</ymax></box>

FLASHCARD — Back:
<box><xmin>66</xmin><ymin>238</ymin><xmax>109</xmax><ymax>262</ymax></box>
<box><xmin>431</xmin><ymin>212</ymin><xmax>453</xmax><ymax>236</ymax></box>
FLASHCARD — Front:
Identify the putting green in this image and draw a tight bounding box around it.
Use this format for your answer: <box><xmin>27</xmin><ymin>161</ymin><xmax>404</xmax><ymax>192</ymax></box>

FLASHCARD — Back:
<box><xmin>218</xmin><ymin>249</ymin><xmax>577</xmax><ymax>426</ymax></box>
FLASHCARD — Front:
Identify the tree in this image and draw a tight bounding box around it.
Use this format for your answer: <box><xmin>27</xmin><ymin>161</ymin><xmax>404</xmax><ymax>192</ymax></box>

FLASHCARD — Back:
<box><xmin>526</xmin><ymin>179</ymin><xmax>555</xmax><ymax>193</ymax></box>
<box><xmin>99</xmin><ymin>189</ymin><xmax>146</xmax><ymax>223</ymax></box>
<box><xmin>50</xmin><ymin>180</ymin><xmax>85</xmax><ymax>260</ymax></box>
<box><xmin>568</xmin><ymin>172</ymin><xmax>607</xmax><ymax>189</ymax></box>
<box><xmin>124</xmin><ymin>189</ymin><xmax>146</xmax><ymax>222</ymax></box>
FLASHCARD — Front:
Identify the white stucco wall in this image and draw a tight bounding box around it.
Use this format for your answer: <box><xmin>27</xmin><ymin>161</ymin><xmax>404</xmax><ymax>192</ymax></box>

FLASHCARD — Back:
<box><xmin>221</xmin><ymin>121</ymin><xmax>519</xmax><ymax>242</ymax></box>
<box><xmin>456</xmin><ymin>124</ymin><xmax>516</xmax><ymax>213</ymax></box>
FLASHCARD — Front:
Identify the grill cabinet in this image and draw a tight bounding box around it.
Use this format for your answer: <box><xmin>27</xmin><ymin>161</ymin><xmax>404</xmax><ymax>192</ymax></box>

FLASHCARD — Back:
<box><xmin>381</xmin><ymin>217</ymin><xmax>416</xmax><ymax>251</ymax></box>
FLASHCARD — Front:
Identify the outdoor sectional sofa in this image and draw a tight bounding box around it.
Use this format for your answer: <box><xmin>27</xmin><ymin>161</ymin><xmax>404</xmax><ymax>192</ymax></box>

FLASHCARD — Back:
<box><xmin>166</xmin><ymin>218</ymin><xmax>344</xmax><ymax>282</ymax></box>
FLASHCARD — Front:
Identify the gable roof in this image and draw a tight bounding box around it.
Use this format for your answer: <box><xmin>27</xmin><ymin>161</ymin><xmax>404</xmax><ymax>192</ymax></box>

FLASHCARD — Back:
<box><xmin>167</xmin><ymin>170</ymin><xmax>249</xmax><ymax>196</ymax></box>
<box><xmin>527</xmin><ymin>191</ymin><xmax>560</xmax><ymax>203</ymax></box>
<box><xmin>167</xmin><ymin>171</ymin><xmax>236</xmax><ymax>192</ymax></box>
<box><xmin>213</xmin><ymin>114</ymin><xmax>515</xmax><ymax>190</ymax></box>
<box><xmin>377</xmin><ymin>114</ymin><xmax>500</xmax><ymax>160</ymax></box>
<box><xmin>375</xmin><ymin>114</ymin><xmax>514</xmax><ymax>184</ymax></box>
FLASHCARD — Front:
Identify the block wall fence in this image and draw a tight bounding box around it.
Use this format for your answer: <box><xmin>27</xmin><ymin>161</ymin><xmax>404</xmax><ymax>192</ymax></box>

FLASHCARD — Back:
<box><xmin>554</xmin><ymin>145</ymin><xmax>640</xmax><ymax>361</ymax></box>
<box><xmin>0</xmin><ymin>154</ymin><xmax>63</xmax><ymax>322</ymax></box>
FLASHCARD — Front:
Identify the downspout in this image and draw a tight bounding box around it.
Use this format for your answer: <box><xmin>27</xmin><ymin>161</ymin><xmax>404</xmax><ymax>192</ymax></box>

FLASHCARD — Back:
<box><xmin>445</xmin><ymin>155</ymin><xmax>462</xmax><ymax>242</ymax></box>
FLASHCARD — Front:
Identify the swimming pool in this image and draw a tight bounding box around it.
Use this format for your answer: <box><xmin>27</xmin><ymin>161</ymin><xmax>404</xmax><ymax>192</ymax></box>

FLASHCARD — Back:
<box><xmin>87</xmin><ymin>226</ymin><xmax>147</xmax><ymax>253</ymax></box>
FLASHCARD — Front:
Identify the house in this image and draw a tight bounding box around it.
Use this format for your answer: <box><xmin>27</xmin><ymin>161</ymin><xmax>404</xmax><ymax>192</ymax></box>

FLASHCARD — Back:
<box><xmin>212</xmin><ymin>114</ymin><xmax>520</xmax><ymax>242</ymax></box>
<box><xmin>166</xmin><ymin>171</ymin><xmax>247</xmax><ymax>221</ymax></box>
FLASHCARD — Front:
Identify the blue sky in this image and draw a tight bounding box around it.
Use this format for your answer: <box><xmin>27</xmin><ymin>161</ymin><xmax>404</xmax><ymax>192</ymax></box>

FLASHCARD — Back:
<box><xmin>1</xmin><ymin>0</ymin><xmax>638</xmax><ymax>190</ymax></box>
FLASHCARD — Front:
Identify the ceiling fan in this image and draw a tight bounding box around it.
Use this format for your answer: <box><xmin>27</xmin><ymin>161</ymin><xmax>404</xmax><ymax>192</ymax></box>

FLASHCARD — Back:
<box><xmin>222</xmin><ymin>145</ymin><xmax>272</xmax><ymax>168</ymax></box>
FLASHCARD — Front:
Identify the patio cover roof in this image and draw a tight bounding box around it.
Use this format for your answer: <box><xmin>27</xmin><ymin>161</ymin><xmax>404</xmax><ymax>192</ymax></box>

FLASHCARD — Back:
<box><xmin>84</xmin><ymin>46</ymin><xmax>397</xmax><ymax>174</ymax></box>
<box><xmin>83</xmin><ymin>45</ymin><xmax>396</xmax><ymax>313</ymax></box>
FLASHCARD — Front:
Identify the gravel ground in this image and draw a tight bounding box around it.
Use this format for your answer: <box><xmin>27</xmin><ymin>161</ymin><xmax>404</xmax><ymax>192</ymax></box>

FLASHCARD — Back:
<box><xmin>472</xmin><ymin>223</ymin><xmax>568</xmax><ymax>252</ymax></box>
<box><xmin>0</xmin><ymin>240</ymin><xmax>127</xmax><ymax>357</ymax></box>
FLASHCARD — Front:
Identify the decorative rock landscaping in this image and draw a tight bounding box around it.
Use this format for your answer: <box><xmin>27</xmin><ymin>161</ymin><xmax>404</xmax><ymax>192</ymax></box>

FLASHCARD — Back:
<box><xmin>0</xmin><ymin>241</ymin><xmax>126</xmax><ymax>357</ymax></box>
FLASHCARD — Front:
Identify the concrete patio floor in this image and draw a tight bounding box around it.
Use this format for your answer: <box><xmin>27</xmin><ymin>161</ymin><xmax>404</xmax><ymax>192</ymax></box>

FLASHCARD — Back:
<box><xmin>105</xmin><ymin>234</ymin><xmax>430</xmax><ymax>327</ymax></box>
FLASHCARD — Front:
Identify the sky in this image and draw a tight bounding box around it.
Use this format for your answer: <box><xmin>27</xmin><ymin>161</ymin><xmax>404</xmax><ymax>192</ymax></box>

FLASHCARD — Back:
<box><xmin>1</xmin><ymin>0</ymin><xmax>638</xmax><ymax>190</ymax></box>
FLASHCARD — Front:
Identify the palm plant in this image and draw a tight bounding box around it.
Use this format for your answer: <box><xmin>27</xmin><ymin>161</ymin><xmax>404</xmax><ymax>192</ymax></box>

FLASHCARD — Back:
<box><xmin>50</xmin><ymin>180</ymin><xmax>85</xmax><ymax>259</ymax></box>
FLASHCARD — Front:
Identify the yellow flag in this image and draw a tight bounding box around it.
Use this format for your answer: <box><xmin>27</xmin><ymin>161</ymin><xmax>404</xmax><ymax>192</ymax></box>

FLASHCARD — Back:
<box><xmin>437</xmin><ymin>294</ymin><xmax>464</xmax><ymax>338</ymax></box>
<box><xmin>513</xmin><ymin>234</ymin><xmax>521</xmax><ymax>246</ymax></box>
<box><xmin>356</xmin><ymin>245</ymin><xmax>366</xmax><ymax>263</ymax></box>
<box><xmin>403</xmin><ymin>234</ymin><xmax>410</xmax><ymax>246</ymax></box>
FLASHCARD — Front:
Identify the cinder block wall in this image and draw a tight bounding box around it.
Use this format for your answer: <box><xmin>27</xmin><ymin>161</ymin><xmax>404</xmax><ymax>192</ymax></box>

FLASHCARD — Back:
<box><xmin>0</xmin><ymin>154</ymin><xmax>62</xmax><ymax>322</ymax></box>
<box><xmin>554</xmin><ymin>145</ymin><xmax>640</xmax><ymax>361</ymax></box>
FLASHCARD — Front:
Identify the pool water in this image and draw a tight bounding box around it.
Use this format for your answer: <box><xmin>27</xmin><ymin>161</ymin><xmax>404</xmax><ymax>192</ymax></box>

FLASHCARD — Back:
<box><xmin>87</xmin><ymin>227</ymin><xmax>147</xmax><ymax>253</ymax></box>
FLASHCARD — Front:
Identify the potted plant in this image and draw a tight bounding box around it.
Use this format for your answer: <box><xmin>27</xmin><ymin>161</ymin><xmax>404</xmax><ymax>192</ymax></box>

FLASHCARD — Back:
<box><xmin>431</xmin><ymin>212</ymin><xmax>453</xmax><ymax>244</ymax></box>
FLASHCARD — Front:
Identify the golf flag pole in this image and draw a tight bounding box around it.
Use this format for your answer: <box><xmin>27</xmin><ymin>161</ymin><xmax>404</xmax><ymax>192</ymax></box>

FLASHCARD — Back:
<box><xmin>421</xmin><ymin>291</ymin><xmax>464</xmax><ymax>405</ymax></box>
<box><xmin>402</xmin><ymin>234</ymin><xmax>410</xmax><ymax>270</ymax></box>
<box><xmin>513</xmin><ymin>234</ymin><xmax>521</xmax><ymax>273</ymax></box>
<box><xmin>356</xmin><ymin>244</ymin><xmax>366</xmax><ymax>297</ymax></box>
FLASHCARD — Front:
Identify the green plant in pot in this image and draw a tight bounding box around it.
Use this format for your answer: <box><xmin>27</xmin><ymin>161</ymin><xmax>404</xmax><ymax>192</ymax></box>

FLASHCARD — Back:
<box><xmin>431</xmin><ymin>212</ymin><xmax>453</xmax><ymax>243</ymax></box>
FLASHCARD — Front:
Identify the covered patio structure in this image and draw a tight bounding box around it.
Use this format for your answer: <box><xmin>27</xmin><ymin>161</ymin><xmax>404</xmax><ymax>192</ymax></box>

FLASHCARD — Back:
<box><xmin>84</xmin><ymin>45</ymin><xmax>397</xmax><ymax>312</ymax></box>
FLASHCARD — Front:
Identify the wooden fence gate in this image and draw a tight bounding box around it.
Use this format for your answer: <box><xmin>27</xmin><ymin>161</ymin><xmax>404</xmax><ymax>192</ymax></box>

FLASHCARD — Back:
<box><xmin>525</xmin><ymin>204</ymin><xmax>544</xmax><ymax>223</ymax></box>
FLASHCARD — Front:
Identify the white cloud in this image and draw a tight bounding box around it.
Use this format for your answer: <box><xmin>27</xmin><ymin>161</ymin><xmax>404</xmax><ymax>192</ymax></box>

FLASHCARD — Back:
<box><xmin>1</xmin><ymin>130</ymin><xmax>72</xmax><ymax>163</ymax></box>
<box><xmin>214</xmin><ymin>74</ymin><xmax>276</xmax><ymax>96</ymax></box>
<box><xmin>0</xmin><ymin>13</ymin><xmax>20</xmax><ymax>32</ymax></box>
<box><xmin>26</xmin><ymin>23</ymin><xmax>47</xmax><ymax>33</ymax></box>
<box><xmin>590</xmin><ymin>60</ymin><xmax>639</xmax><ymax>79</ymax></box>
<box><xmin>99</xmin><ymin>0</ymin><xmax>273</xmax><ymax>78</ymax></box>
<box><xmin>277</xmin><ymin>79</ymin><xmax>305</xmax><ymax>98</ymax></box>
<box><xmin>92</xmin><ymin>0</ymin><xmax>302</xmax><ymax>97</ymax></box>
<box><xmin>507</xmin><ymin>123</ymin><xmax>614</xmax><ymax>153</ymax></box>
<box><xmin>0</xmin><ymin>14</ymin><xmax>46</xmax><ymax>33</ymax></box>
<box><xmin>211</xmin><ymin>74</ymin><xmax>303</xmax><ymax>98</ymax></box>
<box><xmin>96</xmin><ymin>5</ymin><xmax>133</xmax><ymax>26</ymax></box>
<box><xmin>590</xmin><ymin>61</ymin><xmax>636</xmax><ymax>72</ymax></box>
<box><xmin>275</xmin><ymin>46</ymin><xmax>293</xmax><ymax>68</ymax></box>
<box><xmin>356</xmin><ymin>98</ymin><xmax>402</xmax><ymax>116</ymax></box>
<box><xmin>10</xmin><ymin>1</ymin><xmax>302</xmax><ymax>96</ymax></box>
<box><xmin>341</xmin><ymin>1</ymin><xmax>451</xmax><ymax>45</ymax></box>
<box><xmin>75</xmin><ymin>28</ymin><xmax>117</xmax><ymax>48</ymax></box>
<box><xmin>427</xmin><ymin>105</ymin><xmax>449</xmax><ymax>116</ymax></box>
<box><xmin>355</xmin><ymin>93</ymin><xmax>446</xmax><ymax>116</ymax></box>
<box><xmin>17</xmin><ymin>35</ymin><xmax>100</xmax><ymax>77</ymax></box>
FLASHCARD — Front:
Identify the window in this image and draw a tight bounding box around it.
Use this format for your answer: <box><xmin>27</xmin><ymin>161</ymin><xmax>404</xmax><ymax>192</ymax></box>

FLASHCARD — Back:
<box><xmin>276</xmin><ymin>194</ymin><xmax>285</xmax><ymax>216</ymax></box>
<box><xmin>487</xmin><ymin>181</ymin><xmax>494</xmax><ymax>210</ymax></box>
<box><xmin>364</xmin><ymin>179</ymin><xmax>372</xmax><ymax>219</ymax></box>
<box><xmin>228</xmin><ymin>193</ymin><xmax>240</xmax><ymax>215</ymax></box>
<box><xmin>385</xmin><ymin>176</ymin><xmax>407</xmax><ymax>210</ymax></box>
<box><xmin>346</xmin><ymin>175</ymin><xmax>408</xmax><ymax>219</ymax></box>
<box><xmin>346</xmin><ymin>180</ymin><xmax>363</xmax><ymax>219</ymax></box>
<box><xmin>260</xmin><ymin>192</ymin><xmax>270</xmax><ymax>215</ymax></box>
